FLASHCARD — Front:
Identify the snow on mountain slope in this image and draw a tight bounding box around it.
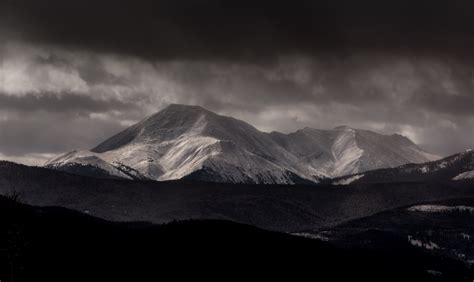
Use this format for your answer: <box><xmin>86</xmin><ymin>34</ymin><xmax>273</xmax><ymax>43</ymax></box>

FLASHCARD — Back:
<box><xmin>408</xmin><ymin>205</ymin><xmax>474</xmax><ymax>213</ymax></box>
<box><xmin>269</xmin><ymin>125</ymin><xmax>438</xmax><ymax>178</ymax></box>
<box><xmin>453</xmin><ymin>170</ymin><xmax>474</xmax><ymax>181</ymax></box>
<box><xmin>331</xmin><ymin>149</ymin><xmax>474</xmax><ymax>184</ymax></box>
<box><xmin>333</xmin><ymin>174</ymin><xmax>365</xmax><ymax>186</ymax></box>
<box><xmin>45</xmin><ymin>104</ymin><xmax>439</xmax><ymax>184</ymax></box>
<box><xmin>269</xmin><ymin>127</ymin><xmax>365</xmax><ymax>177</ymax></box>
<box><xmin>45</xmin><ymin>150</ymin><xmax>135</xmax><ymax>179</ymax></box>
<box><xmin>354</xmin><ymin>129</ymin><xmax>439</xmax><ymax>171</ymax></box>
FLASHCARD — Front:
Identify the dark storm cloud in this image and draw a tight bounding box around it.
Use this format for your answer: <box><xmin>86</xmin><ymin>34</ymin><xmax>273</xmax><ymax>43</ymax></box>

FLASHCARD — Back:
<box><xmin>1</xmin><ymin>0</ymin><xmax>474</xmax><ymax>61</ymax></box>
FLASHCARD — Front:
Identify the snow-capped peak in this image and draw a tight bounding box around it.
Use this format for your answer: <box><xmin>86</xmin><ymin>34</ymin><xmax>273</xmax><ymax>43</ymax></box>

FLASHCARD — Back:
<box><xmin>333</xmin><ymin>125</ymin><xmax>355</xmax><ymax>132</ymax></box>
<box><xmin>46</xmin><ymin>104</ymin><xmax>440</xmax><ymax>184</ymax></box>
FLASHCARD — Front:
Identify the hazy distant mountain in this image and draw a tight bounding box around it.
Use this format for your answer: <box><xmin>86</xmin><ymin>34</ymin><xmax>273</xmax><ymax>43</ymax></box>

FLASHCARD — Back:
<box><xmin>45</xmin><ymin>104</ymin><xmax>439</xmax><ymax>184</ymax></box>
<box><xmin>332</xmin><ymin>149</ymin><xmax>474</xmax><ymax>185</ymax></box>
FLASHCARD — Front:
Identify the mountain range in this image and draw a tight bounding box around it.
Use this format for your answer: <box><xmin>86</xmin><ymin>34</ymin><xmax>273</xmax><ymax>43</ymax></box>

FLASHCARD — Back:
<box><xmin>45</xmin><ymin>104</ymin><xmax>439</xmax><ymax>184</ymax></box>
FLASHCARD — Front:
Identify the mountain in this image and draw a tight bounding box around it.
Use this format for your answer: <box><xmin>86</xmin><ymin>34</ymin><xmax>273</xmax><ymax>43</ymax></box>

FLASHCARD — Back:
<box><xmin>332</xmin><ymin>149</ymin><xmax>474</xmax><ymax>185</ymax></box>
<box><xmin>269</xmin><ymin>125</ymin><xmax>438</xmax><ymax>177</ymax></box>
<box><xmin>45</xmin><ymin>104</ymin><xmax>439</xmax><ymax>184</ymax></box>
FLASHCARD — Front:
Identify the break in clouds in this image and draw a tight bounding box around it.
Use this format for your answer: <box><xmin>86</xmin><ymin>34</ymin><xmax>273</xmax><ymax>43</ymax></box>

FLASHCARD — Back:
<box><xmin>0</xmin><ymin>0</ymin><xmax>473</xmax><ymax>164</ymax></box>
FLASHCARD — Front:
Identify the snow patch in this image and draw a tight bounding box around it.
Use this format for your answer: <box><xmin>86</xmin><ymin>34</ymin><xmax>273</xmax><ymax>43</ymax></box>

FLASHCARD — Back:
<box><xmin>419</xmin><ymin>165</ymin><xmax>429</xmax><ymax>173</ymax></box>
<box><xmin>453</xmin><ymin>170</ymin><xmax>474</xmax><ymax>181</ymax></box>
<box><xmin>408</xmin><ymin>205</ymin><xmax>474</xmax><ymax>213</ymax></box>
<box><xmin>426</xmin><ymin>270</ymin><xmax>442</xmax><ymax>276</ymax></box>
<box><xmin>460</xmin><ymin>233</ymin><xmax>471</xmax><ymax>240</ymax></box>
<box><xmin>408</xmin><ymin>235</ymin><xmax>440</xmax><ymax>250</ymax></box>
<box><xmin>333</xmin><ymin>174</ymin><xmax>364</xmax><ymax>185</ymax></box>
<box><xmin>292</xmin><ymin>232</ymin><xmax>331</xmax><ymax>241</ymax></box>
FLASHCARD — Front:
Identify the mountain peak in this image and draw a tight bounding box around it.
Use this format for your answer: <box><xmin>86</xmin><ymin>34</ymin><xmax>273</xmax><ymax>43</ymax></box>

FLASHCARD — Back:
<box><xmin>154</xmin><ymin>104</ymin><xmax>216</xmax><ymax>120</ymax></box>
<box><xmin>90</xmin><ymin>104</ymin><xmax>214</xmax><ymax>153</ymax></box>
<box><xmin>333</xmin><ymin>125</ymin><xmax>353</xmax><ymax>130</ymax></box>
<box><xmin>163</xmin><ymin>103</ymin><xmax>209</xmax><ymax>112</ymax></box>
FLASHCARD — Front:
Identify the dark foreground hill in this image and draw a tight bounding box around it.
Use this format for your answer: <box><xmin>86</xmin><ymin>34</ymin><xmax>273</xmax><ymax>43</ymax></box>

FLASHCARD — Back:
<box><xmin>0</xmin><ymin>196</ymin><xmax>471</xmax><ymax>282</ymax></box>
<box><xmin>1</xmin><ymin>161</ymin><xmax>474</xmax><ymax>232</ymax></box>
<box><xmin>303</xmin><ymin>197</ymin><xmax>474</xmax><ymax>279</ymax></box>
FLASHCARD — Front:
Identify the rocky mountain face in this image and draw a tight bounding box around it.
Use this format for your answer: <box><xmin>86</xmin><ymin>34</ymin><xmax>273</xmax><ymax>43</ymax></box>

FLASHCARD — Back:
<box><xmin>45</xmin><ymin>104</ymin><xmax>439</xmax><ymax>184</ymax></box>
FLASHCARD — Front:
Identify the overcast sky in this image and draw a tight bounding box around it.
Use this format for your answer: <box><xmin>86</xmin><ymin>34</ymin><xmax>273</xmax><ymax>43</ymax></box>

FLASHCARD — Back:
<box><xmin>1</xmin><ymin>0</ymin><xmax>473</xmax><ymax>165</ymax></box>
